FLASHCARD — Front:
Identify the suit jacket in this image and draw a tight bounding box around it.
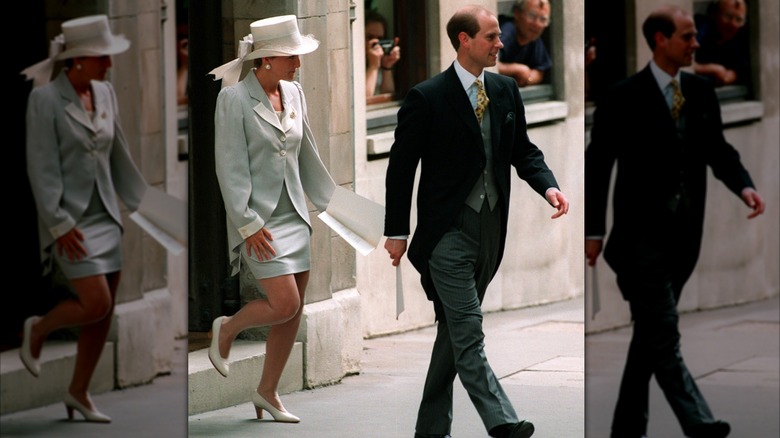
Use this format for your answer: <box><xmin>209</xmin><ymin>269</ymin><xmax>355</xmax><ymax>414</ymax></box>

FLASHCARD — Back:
<box><xmin>385</xmin><ymin>64</ymin><xmax>558</xmax><ymax>301</ymax></box>
<box><xmin>26</xmin><ymin>71</ymin><xmax>148</xmax><ymax>270</ymax></box>
<box><xmin>585</xmin><ymin>65</ymin><xmax>754</xmax><ymax>275</ymax></box>
<box><xmin>214</xmin><ymin>73</ymin><xmax>336</xmax><ymax>276</ymax></box>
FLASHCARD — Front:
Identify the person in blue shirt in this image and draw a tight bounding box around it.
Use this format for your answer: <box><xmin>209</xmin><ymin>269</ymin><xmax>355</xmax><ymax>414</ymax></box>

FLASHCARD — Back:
<box><xmin>693</xmin><ymin>0</ymin><xmax>750</xmax><ymax>87</ymax></box>
<box><xmin>497</xmin><ymin>0</ymin><xmax>552</xmax><ymax>87</ymax></box>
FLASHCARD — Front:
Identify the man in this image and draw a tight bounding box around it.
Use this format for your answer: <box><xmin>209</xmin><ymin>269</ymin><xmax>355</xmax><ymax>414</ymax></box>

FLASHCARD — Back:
<box><xmin>384</xmin><ymin>6</ymin><xmax>568</xmax><ymax>438</ymax></box>
<box><xmin>585</xmin><ymin>5</ymin><xmax>765</xmax><ymax>438</ymax></box>
<box><xmin>497</xmin><ymin>0</ymin><xmax>552</xmax><ymax>87</ymax></box>
<box><xmin>693</xmin><ymin>0</ymin><xmax>750</xmax><ymax>87</ymax></box>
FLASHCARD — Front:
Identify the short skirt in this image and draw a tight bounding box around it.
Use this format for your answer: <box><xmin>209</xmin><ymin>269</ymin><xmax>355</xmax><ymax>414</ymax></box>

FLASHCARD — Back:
<box><xmin>54</xmin><ymin>189</ymin><xmax>122</xmax><ymax>280</ymax></box>
<box><xmin>241</xmin><ymin>184</ymin><xmax>311</xmax><ymax>280</ymax></box>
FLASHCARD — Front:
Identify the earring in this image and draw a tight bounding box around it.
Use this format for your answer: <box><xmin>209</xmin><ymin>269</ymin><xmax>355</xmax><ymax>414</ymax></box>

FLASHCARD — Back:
<box><xmin>264</xmin><ymin>64</ymin><xmax>271</xmax><ymax>70</ymax></box>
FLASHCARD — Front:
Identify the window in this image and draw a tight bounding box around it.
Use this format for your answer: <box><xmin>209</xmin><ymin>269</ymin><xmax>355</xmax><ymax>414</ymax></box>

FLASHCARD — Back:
<box><xmin>496</xmin><ymin>0</ymin><xmax>555</xmax><ymax>103</ymax></box>
<box><xmin>364</xmin><ymin>0</ymin><xmax>428</xmax><ymax>105</ymax></box>
<box><xmin>365</xmin><ymin>0</ymin><xmax>429</xmax><ymax>158</ymax></box>
<box><xmin>692</xmin><ymin>0</ymin><xmax>754</xmax><ymax>103</ymax></box>
<box><xmin>366</xmin><ymin>0</ymin><xmax>571</xmax><ymax>158</ymax></box>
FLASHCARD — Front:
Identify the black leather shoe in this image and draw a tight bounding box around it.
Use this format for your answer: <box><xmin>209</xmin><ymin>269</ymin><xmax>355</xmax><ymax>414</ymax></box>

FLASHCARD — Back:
<box><xmin>509</xmin><ymin>420</ymin><xmax>535</xmax><ymax>438</ymax></box>
<box><xmin>686</xmin><ymin>420</ymin><xmax>730</xmax><ymax>438</ymax></box>
<box><xmin>413</xmin><ymin>433</ymin><xmax>451</xmax><ymax>438</ymax></box>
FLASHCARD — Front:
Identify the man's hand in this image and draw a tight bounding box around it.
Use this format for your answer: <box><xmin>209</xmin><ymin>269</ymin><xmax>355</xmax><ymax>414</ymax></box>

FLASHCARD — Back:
<box><xmin>546</xmin><ymin>188</ymin><xmax>569</xmax><ymax>219</ymax></box>
<box><xmin>585</xmin><ymin>239</ymin><xmax>603</xmax><ymax>267</ymax></box>
<box><xmin>741</xmin><ymin>187</ymin><xmax>765</xmax><ymax>219</ymax></box>
<box><xmin>384</xmin><ymin>238</ymin><xmax>408</xmax><ymax>267</ymax></box>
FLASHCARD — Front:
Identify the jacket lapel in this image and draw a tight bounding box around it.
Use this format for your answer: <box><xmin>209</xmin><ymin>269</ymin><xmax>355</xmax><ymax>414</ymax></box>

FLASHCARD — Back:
<box><xmin>443</xmin><ymin>66</ymin><xmax>482</xmax><ymax>140</ymax></box>
<box><xmin>277</xmin><ymin>83</ymin><xmax>295</xmax><ymax>133</ymax></box>
<box><xmin>484</xmin><ymin>73</ymin><xmax>506</xmax><ymax>154</ymax></box>
<box><xmin>55</xmin><ymin>72</ymin><xmax>96</xmax><ymax>135</ymax></box>
<box><xmin>91</xmin><ymin>81</ymin><xmax>112</xmax><ymax>134</ymax></box>
<box><xmin>245</xmin><ymin>73</ymin><xmax>285</xmax><ymax>133</ymax></box>
<box><xmin>638</xmin><ymin>66</ymin><xmax>679</xmax><ymax>133</ymax></box>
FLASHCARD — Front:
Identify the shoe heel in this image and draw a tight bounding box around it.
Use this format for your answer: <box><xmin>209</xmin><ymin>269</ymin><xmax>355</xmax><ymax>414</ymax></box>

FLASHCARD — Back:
<box><xmin>251</xmin><ymin>390</ymin><xmax>300</xmax><ymax>423</ymax></box>
<box><xmin>66</xmin><ymin>405</ymin><xmax>74</xmax><ymax>420</ymax></box>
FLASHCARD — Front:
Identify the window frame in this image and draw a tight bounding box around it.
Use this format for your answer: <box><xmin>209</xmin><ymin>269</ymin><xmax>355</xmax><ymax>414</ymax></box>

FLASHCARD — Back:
<box><xmin>366</xmin><ymin>0</ymin><xmax>570</xmax><ymax>158</ymax></box>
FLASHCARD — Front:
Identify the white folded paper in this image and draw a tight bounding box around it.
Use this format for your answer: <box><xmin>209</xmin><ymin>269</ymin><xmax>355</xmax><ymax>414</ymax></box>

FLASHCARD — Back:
<box><xmin>130</xmin><ymin>186</ymin><xmax>187</xmax><ymax>255</ymax></box>
<box><xmin>318</xmin><ymin>185</ymin><xmax>385</xmax><ymax>256</ymax></box>
<box><xmin>396</xmin><ymin>265</ymin><xmax>405</xmax><ymax>319</ymax></box>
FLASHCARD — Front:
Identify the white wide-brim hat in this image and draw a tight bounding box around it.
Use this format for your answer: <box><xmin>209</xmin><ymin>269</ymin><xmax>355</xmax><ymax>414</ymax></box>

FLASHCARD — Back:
<box><xmin>20</xmin><ymin>14</ymin><xmax>130</xmax><ymax>88</ymax></box>
<box><xmin>56</xmin><ymin>14</ymin><xmax>130</xmax><ymax>60</ymax></box>
<box><xmin>209</xmin><ymin>15</ymin><xmax>319</xmax><ymax>87</ymax></box>
<box><xmin>244</xmin><ymin>15</ymin><xmax>319</xmax><ymax>60</ymax></box>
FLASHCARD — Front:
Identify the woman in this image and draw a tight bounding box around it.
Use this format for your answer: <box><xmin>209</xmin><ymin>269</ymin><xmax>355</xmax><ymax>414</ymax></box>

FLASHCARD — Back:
<box><xmin>208</xmin><ymin>15</ymin><xmax>336</xmax><ymax>423</ymax></box>
<box><xmin>20</xmin><ymin>15</ymin><xmax>147</xmax><ymax>423</ymax></box>
<box><xmin>364</xmin><ymin>10</ymin><xmax>401</xmax><ymax>97</ymax></box>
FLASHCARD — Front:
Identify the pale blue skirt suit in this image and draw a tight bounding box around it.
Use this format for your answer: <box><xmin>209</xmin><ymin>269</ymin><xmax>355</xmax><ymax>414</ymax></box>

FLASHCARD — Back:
<box><xmin>214</xmin><ymin>72</ymin><xmax>335</xmax><ymax>279</ymax></box>
<box><xmin>26</xmin><ymin>71</ymin><xmax>147</xmax><ymax>279</ymax></box>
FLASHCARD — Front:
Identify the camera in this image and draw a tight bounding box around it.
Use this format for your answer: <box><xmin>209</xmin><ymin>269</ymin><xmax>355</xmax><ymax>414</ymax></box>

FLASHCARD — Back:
<box><xmin>377</xmin><ymin>39</ymin><xmax>395</xmax><ymax>55</ymax></box>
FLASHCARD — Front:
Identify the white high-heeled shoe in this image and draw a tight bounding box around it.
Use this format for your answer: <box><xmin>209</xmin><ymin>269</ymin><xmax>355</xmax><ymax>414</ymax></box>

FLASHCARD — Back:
<box><xmin>252</xmin><ymin>391</ymin><xmax>300</xmax><ymax>423</ymax></box>
<box><xmin>63</xmin><ymin>392</ymin><xmax>111</xmax><ymax>423</ymax></box>
<box><xmin>20</xmin><ymin>316</ymin><xmax>41</xmax><ymax>377</ymax></box>
<box><xmin>208</xmin><ymin>316</ymin><xmax>229</xmax><ymax>377</ymax></box>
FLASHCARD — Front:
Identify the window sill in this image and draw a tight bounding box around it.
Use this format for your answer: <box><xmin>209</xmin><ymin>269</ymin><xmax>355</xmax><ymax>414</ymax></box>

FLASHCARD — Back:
<box><xmin>720</xmin><ymin>100</ymin><xmax>763</xmax><ymax>126</ymax></box>
<box><xmin>366</xmin><ymin>100</ymin><xmax>569</xmax><ymax>156</ymax></box>
<box><xmin>584</xmin><ymin>100</ymin><xmax>763</xmax><ymax>128</ymax></box>
<box><xmin>525</xmin><ymin>100</ymin><xmax>568</xmax><ymax>125</ymax></box>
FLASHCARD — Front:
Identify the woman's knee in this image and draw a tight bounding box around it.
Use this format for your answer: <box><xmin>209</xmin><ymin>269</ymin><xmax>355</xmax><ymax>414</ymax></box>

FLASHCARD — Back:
<box><xmin>273</xmin><ymin>297</ymin><xmax>302</xmax><ymax>322</ymax></box>
<box><xmin>83</xmin><ymin>296</ymin><xmax>114</xmax><ymax>322</ymax></box>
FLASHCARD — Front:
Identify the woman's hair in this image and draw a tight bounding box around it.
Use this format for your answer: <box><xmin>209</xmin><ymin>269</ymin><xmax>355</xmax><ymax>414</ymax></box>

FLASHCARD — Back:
<box><xmin>365</xmin><ymin>9</ymin><xmax>388</xmax><ymax>32</ymax></box>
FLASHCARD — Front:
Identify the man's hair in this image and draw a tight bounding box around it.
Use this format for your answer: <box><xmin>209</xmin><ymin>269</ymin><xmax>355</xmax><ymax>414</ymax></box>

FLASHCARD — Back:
<box><xmin>642</xmin><ymin>6</ymin><xmax>686</xmax><ymax>50</ymax></box>
<box><xmin>512</xmin><ymin>0</ymin><xmax>550</xmax><ymax>14</ymax></box>
<box><xmin>446</xmin><ymin>5</ymin><xmax>493</xmax><ymax>51</ymax></box>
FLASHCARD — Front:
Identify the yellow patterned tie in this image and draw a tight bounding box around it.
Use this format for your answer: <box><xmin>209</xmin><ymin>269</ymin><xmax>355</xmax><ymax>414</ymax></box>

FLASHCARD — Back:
<box><xmin>474</xmin><ymin>79</ymin><xmax>489</xmax><ymax>123</ymax></box>
<box><xmin>669</xmin><ymin>79</ymin><xmax>685</xmax><ymax>120</ymax></box>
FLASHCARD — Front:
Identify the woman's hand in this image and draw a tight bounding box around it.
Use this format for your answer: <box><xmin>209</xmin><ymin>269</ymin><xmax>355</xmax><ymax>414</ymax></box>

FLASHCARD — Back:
<box><xmin>56</xmin><ymin>227</ymin><xmax>87</xmax><ymax>262</ymax></box>
<box><xmin>381</xmin><ymin>37</ymin><xmax>401</xmax><ymax>70</ymax></box>
<box><xmin>246</xmin><ymin>227</ymin><xmax>276</xmax><ymax>261</ymax></box>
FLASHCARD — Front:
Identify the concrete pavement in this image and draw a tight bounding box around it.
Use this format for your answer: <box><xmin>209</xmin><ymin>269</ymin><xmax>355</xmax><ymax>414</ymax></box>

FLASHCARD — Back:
<box><xmin>0</xmin><ymin>338</ymin><xmax>188</xmax><ymax>438</ymax></box>
<box><xmin>4</xmin><ymin>294</ymin><xmax>774</xmax><ymax>437</ymax></box>
<box><xmin>188</xmin><ymin>297</ymin><xmax>585</xmax><ymax>437</ymax></box>
<box><xmin>585</xmin><ymin>295</ymin><xmax>780</xmax><ymax>438</ymax></box>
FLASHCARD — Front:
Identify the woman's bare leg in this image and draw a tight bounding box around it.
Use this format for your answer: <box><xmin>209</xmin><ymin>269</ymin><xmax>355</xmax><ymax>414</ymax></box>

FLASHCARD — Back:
<box><xmin>28</xmin><ymin>272</ymin><xmax>118</xmax><ymax>410</ymax></box>
<box><xmin>257</xmin><ymin>271</ymin><xmax>308</xmax><ymax>411</ymax></box>
<box><xmin>215</xmin><ymin>271</ymin><xmax>309</xmax><ymax>412</ymax></box>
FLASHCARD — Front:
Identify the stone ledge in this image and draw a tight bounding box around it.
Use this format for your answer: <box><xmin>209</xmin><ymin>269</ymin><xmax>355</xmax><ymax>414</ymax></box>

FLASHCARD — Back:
<box><xmin>0</xmin><ymin>341</ymin><xmax>114</xmax><ymax>415</ymax></box>
<box><xmin>187</xmin><ymin>341</ymin><xmax>304</xmax><ymax>416</ymax></box>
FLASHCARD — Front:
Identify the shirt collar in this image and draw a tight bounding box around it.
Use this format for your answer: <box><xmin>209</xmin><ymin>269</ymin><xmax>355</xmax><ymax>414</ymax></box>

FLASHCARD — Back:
<box><xmin>649</xmin><ymin>60</ymin><xmax>682</xmax><ymax>92</ymax></box>
<box><xmin>454</xmin><ymin>60</ymin><xmax>485</xmax><ymax>92</ymax></box>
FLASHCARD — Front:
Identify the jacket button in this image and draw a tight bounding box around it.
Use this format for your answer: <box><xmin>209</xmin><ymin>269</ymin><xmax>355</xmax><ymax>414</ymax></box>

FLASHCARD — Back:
<box><xmin>280</xmin><ymin>150</ymin><xmax>287</xmax><ymax>157</ymax></box>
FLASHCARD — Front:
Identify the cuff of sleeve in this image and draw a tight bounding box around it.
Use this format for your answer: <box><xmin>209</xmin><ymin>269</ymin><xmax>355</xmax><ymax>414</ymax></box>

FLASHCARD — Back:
<box><xmin>238</xmin><ymin>216</ymin><xmax>264</xmax><ymax>240</ymax></box>
<box><xmin>50</xmin><ymin>217</ymin><xmax>76</xmax><ymax>239</ymax></box>
<box><xmin>387</xmin><ymin>235</ymin><xmax>409</xmax><ymax>240</ymax></box>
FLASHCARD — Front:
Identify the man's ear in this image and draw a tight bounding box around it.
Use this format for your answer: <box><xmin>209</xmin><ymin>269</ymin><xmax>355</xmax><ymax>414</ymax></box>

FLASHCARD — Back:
<box><xmin>654</xmin><ymin>31</ymin><xmax>667</xmax><ymax>49</ymax></box>
<box><xmin>459</xmin><ymin>31</ymin><xmax>470</xmax><ymax>49</ymax></box>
